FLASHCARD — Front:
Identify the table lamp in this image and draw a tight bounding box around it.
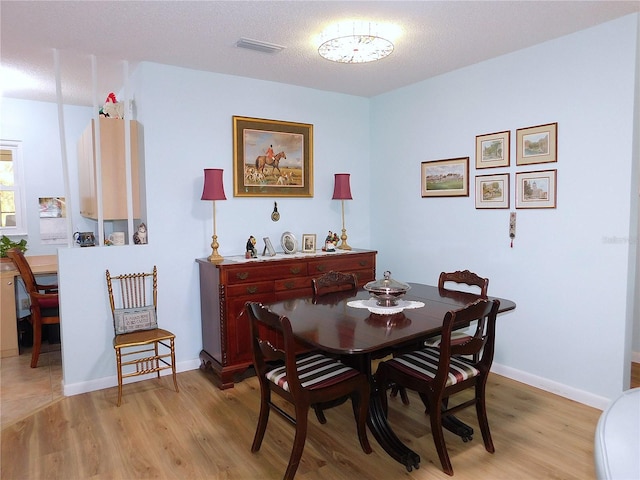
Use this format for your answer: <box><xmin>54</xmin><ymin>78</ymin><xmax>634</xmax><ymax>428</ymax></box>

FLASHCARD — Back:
<box><xmin>201</xmin><ymin>168</ymin><xmax>226</xmax><ymax>263</ymax></box>
<box><xmin>332</xmin><ymin>173</ymin><xmax>352</xmax><ymax>250</ymax></box>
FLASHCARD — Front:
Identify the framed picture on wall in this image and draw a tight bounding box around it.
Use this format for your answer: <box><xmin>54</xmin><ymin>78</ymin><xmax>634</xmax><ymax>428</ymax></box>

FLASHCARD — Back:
<box><xmin>516</xmin><ymin>122</ymin><xmax>557</xmax><ymax>165</ymax></box>
<box><xmin>475</xmin><ymin>173</ymin><xmax>510</xmax><ymax>209</ymax></box>
<box><xmin>233</xmin><ymin>116</ymin><xmax>314</xmax><ymax>197</ymax></box>
<box><xmin>421</xmin><ymin>157</ymin><xmax>469</xmax><ymax>197</ymax></box>
<box><xmin>475</xmin><ymin>130</ymin><xmax>510</xmax><ymax>169</ymax></box>
<box><xmin>515</xmin><ymin>170</ymin><xmax>557</xmax><ymax>209</ymax></box>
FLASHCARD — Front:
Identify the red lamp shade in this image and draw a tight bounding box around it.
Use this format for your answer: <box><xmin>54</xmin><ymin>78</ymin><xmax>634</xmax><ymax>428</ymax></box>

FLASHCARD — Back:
<box><xmin>201</xmin><ymin>168</ymin><xmax>227</xmax><ymax>201</ymax></box>
<box><xmin>332</xmin><ymin>173</ymin><xmax>352</xmax><ymax>200</ymax></box>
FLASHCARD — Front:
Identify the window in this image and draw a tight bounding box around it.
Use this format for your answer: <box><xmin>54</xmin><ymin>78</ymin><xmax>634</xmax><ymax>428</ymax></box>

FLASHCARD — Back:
<box><xmin>0</xmin><ymin>140</ymin><xmax>27</xmax><ymax>235</ymax></box>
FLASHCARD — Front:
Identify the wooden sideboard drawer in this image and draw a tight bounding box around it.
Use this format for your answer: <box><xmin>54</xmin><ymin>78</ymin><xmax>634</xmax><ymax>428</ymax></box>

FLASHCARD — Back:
<box><xmin>226</xmin><ymin>281</ymin><xmax>274</xmax><ymax>297</ymax></box>
<box><xmin>275</xmin><ymin>276</ymin><xmax>314</xmax><ymax>292</ymax></box>
<box><xmin>224</xmin><ymin>262</ymin><xmax>308</xmax><ymax>283</ymax></box>
<box><xmin>307</xmin><ymin>254</ymin><xmax>375</xmax><ymax>275</ymax></box>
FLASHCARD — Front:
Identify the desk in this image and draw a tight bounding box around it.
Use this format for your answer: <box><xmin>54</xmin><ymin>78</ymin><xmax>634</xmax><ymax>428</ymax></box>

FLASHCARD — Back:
<box><xmin>265</xmin><ymin>282</ymin><xmax>516</xmax><ymax>470</ymax></box>
<box><xmin>0</xmin><ymin>255</ymin><xmax>58</xmax><ymax>358</ymax></box>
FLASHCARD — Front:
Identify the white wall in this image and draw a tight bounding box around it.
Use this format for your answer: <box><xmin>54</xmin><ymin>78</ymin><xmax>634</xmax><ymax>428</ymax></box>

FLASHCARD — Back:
<box><xmin>370</xmin><ymin>15</ymin><xmax>639</xmax><ymax>407</ymax></box>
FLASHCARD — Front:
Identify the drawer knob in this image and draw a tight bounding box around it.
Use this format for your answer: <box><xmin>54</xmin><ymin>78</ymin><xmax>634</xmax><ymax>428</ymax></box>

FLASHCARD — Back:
<box><xmin>359</xmin><ymin>261</ymin><xmax>367</xmax><ymax>267</ymax></box>
<box><xmin>284</xmin><ymin>281</ymin><xmax>295</xmax><ymax>289</ymax></box>
<box><xmin>289</xmin><ymin>267</ymin><xmax>301</xmax><ymax>275</ymax></box>
<box><xmin>316</xmin><ymin>265</ymin><xmax>326</xmax><ymax>272</ymax></box>
<box><xmin>246</xmin><ymin>286</ymin><xmax>258</xmax><ymax>294</ymax></box>
<box><xmin>237</xmin><ymin>272</ymin><xmax>249</xmax><ymax>280</ymax></box>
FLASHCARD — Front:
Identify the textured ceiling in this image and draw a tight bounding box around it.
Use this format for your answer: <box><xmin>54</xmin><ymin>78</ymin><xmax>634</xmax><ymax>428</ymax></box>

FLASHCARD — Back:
<box><xmin>1</xmin><ymin>1</ymin><xmax>639</xmax><ymax>106</ymax></box>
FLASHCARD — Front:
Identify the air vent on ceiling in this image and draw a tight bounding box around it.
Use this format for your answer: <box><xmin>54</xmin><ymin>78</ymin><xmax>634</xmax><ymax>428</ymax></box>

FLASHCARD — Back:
<box><xmin>236</xmin><ymin>37</ymin><xmax>286</xmax><ymax>54</ymax></box>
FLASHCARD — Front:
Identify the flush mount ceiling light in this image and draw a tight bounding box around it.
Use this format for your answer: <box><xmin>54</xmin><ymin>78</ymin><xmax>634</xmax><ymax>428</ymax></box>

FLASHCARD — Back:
<box><xmin>318</xmin><ymin>21</ymin><xmax>399</xmax><ymax>64</ymax></box>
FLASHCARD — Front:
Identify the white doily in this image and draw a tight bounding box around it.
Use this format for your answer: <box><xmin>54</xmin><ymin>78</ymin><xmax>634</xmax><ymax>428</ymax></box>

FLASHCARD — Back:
<box><xmin>347</xmin><ymin>298</ymin><xmax>425</xmax><ymax>315</ymax></box>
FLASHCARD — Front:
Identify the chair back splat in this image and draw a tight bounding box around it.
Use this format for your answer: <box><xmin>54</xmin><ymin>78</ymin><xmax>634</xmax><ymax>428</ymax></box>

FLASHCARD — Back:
<box><xmin>6</xmin><ymin>248</ymin><xmax>59</xmax><ymax>368</ymax></box>
<box><xmin>105</xmin><ymin>266</ymin><xmax>178</xmax><ymax>406</ymax></box>
<box><xmin>377</xmin><ymin>298</ymin><xmax>500</xmax><ymax>476</ymax></box>
<box><xmin>246</xmin><ymin>301</ymin><xmax>371</xmax><ymax>480</ymax></box>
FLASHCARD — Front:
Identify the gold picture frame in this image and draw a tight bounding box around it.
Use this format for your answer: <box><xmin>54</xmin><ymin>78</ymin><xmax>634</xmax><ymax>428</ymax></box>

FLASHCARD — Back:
<box><xmin>476</xmin><ymin>130</ymin><xmax>510</xmax><ymax>169</ymax></box>
<box><xmin>233</xmin><ymin>116</ymin><xmax>313</xmax><ymax>197</ymax></box>
<box><xmin>421</xmin><ymin>157</ymin><xmax>469</xmax><ymax>197</ymax></box>
<box><xmin>516</xmin><ymin>122</ymin><xmax>557</xmax><ymax>166</ymax></box>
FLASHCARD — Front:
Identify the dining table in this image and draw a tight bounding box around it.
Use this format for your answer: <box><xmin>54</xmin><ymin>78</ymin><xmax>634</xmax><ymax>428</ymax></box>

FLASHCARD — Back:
<box><xmin>264</xmin><ymin>282</ymin><xmax>516</xmax><ymax>471</ymax></box>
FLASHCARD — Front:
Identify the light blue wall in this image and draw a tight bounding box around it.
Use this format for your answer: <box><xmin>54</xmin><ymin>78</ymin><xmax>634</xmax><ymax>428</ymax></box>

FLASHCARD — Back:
<box><xmin>371</xmin><ymin>14</ymin><xmax>639</xmax><ymax>404</ymax></box>
<box><xmin>2</xmin><ymin>14</ymin><xmax>638</xmax><ymax>406</ymax></box>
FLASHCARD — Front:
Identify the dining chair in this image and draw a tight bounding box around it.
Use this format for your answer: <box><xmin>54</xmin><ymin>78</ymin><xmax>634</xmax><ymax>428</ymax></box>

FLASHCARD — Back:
<box><xmin>7</xmin><ymin>248</ymin><xmax>60</xmax><ymax>368</ymax></box>
<box><xmin>376</xmin><ymin>298</ymin><xmax>500</xmax><ymax>476</ymax></box>
<box><xmin>311</xmin><ymin>270</ymin><xmax>358</xmax><ymax>296</ymax></box>
<box><xmin>105</xmin><ymin>266</ymin><xmax>178</xmax><ymax>406</ymax></box>
<box><xmin>246</xmin><ymin>301</ymin><xmax>371</xmax><ymax>480</ymax></box>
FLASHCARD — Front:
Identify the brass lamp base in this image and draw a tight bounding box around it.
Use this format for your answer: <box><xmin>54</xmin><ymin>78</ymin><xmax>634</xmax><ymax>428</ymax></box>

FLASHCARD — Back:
<box><xmin>337</xmin><ymin>228</ymin><xmax>352</xmax><ymax>250</ymax></box>
<box><xmin>208</xmin><ymin>234</ymin><xmax>224</xmax><ymax>263</ymax></box>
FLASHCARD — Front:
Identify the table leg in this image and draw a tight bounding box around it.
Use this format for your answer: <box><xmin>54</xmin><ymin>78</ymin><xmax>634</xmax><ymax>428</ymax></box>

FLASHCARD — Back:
<box><xmin>349</xmin><ymin>354</ymin><xmax>420</xmax><ymax>471</ymax></box>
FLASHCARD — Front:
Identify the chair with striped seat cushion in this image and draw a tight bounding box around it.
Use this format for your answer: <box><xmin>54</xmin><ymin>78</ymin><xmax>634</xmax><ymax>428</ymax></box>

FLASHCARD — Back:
<box><xmin>246</xmin><ymin>301</ymin><xmax>371</xmax><ymax>480</ymax></box>
<box><xmin>376</xmin><ymin>298</ymin><xmax>500</xmax><ymax>476</ymax></box>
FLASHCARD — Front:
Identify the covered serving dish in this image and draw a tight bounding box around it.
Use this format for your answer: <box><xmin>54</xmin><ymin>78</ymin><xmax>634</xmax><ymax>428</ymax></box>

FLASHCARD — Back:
<box><xmin>363</xmin><ymin>270</ymin><xmax>411</xmax><ymax>307</ymax></box>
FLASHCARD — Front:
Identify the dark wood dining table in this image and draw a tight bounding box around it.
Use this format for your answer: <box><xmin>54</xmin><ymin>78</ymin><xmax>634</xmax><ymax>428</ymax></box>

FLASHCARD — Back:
<box><xmin>264</xmin><ymin>282</ymin><xmax>516</xmax><ymax>471</ymax></box>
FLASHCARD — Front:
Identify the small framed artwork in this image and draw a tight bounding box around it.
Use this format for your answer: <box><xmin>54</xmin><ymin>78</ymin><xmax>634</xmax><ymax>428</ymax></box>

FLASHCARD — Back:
<box><xmin>516</xmin><ymin>122</ymin><xmax>557</xmax><ymax>166</ymax></box>
<box><xmin>281</xmin><ymin>231</ymin><xmax>298</xmax><ymax>254</ymax></box>
<box><xmin>421</xmin><ymin>157</ymin><xmax>469</xmax><ymax>197</ymax></box>
<box><xmin>233</xmin><ymin>116</ymin><xmax>314</xmax><ymax>197</ymax></box>
<box><xmin>262</xmin><ymin>237</ymin><xmax>276</xmax><ymax>257</ymax></box>
<box><xmin>475</xmin><ymin>173</ymin><xmax>510</xmax><ymax>209</ymax></box>
<box><xmin>301</xmin><ymin>234</ymin><xmax>316</xmax><ymax>253</ymax></box>
<box><xmin>515</xmin><ymin>170</ymin><xmax>557</xmax><ymax>209</ymax></box>
<box><xmin>476</xmin><ymin>130</ymin><xmax>510</xmax><ymax>169</ymax></box>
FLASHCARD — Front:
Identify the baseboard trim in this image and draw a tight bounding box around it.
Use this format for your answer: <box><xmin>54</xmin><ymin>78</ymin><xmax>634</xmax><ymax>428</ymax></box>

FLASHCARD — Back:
<box><xmin>62</xmin><ymin>358</ymin><xmax>201</xmax><ymax>397</ymax></box>
<box><xmin>492</xmin><ymin>362</ymin><xmax>610</xmax><ymax>410</ymax></box>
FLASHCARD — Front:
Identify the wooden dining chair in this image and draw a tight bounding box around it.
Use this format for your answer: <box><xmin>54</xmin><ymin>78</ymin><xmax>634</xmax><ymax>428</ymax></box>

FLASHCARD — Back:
<box><xmin>246</xmin><ymin>301</ymin><xmax>371</xmax><ymax>480</ymax></box>
<box><xmin>376</xmin><ymin>298</ymin><xmax>500</xmax><ymax>476</ymax></box>
<box><xmin>105</xmin><ymin>266</ymin><xmax>178</xmax><ymax>406</ymax></box>
<box><xmin>7</xmin><ymin>248</ymin><xmax>59</xmax><ymax>368</ymax></box>
<box><xmin>312</xmin><ymin>270</ymin><xmax>358</xmax><ymax>296</ymax></box>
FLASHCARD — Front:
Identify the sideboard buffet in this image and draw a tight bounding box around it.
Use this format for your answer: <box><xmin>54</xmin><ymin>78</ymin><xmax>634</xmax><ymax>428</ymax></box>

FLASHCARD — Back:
<box><xmin>197</xmin><ymin>249</ymin><xmax>377</xmax><ymax>389</ymax></box>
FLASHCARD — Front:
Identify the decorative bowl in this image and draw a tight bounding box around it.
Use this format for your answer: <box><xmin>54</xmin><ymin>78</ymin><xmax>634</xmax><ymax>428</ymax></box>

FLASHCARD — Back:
<box><xmin>363</xmin><ymin>270</ymin><xmax>411</xmax><ymax>306</ymax></box>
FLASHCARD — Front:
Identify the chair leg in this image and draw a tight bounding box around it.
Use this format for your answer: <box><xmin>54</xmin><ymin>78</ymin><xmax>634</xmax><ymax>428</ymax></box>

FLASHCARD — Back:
<box><xmin>170</xmin><ymin>339</ymin><xmax>179</xmax><ymax>393</ymax></box>
<box><xmin>475</xmin><ymin>381</ymin><xmax>494</xmax><ymax>453</ymax></box>
<box><xmin>115</xmin><ymin>348</ymin><xmax>124</xmax><ymax>407</ymax></box>
<box><xmin>251</xmin><ymin>386</ymin><xmax>271</xmax><ymax>453</ymax></box>
<box><xmin>390</xmin><ymin>384</ymin><xmax>411</xmax><ymax>405</ymax></box>
<box><xmin>30</xmin><ymin>319</ymin><xmax>42</xmax><ymax>368</ymax></box>
<box><xmin>429</xmin><ymin>397</ymin><xmax>454</xmax><ymax>476</ymax></box>
<box><xmin>283</xmin><ymin>404</ymin><xmax>309</xmax><ymax>480</ymax></box>
<box><xmin>351</xmin><ymin>390</ymin><xmax>372</xmax><ymax>454</ymax></box>
<box><xmin>312</xmin><ymin>405</ymin><xmax>327</xmax><ymax>424</ymax></box>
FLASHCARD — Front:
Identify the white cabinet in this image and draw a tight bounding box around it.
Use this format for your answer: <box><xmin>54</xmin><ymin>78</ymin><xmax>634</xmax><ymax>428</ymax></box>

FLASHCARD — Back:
<box><xmin>78</xmin><ymin>118</ymin><xmax>140</xmax><ymax>220</ymax></box>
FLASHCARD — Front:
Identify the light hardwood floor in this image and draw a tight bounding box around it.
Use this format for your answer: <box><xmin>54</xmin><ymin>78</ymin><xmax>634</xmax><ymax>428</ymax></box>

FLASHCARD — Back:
<box><xmin>2</xmin><ymin>357</ymin><xmax>639</xmax><ymax>480</ymax></box>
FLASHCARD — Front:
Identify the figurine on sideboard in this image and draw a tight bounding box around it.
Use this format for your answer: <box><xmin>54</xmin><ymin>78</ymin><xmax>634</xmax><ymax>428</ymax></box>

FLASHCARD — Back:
<box><xmin>246</xmin><ymin>235</ymin><xmax>258</xmax><ymax>258</ymax></box>
<box><xmin>133</xmin><ymin>223</ymin><xmax>147</xmax><ymax>244</ymax></box>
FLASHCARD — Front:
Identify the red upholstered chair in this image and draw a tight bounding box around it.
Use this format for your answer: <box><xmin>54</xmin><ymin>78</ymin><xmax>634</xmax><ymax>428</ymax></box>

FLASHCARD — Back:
<box><xmin>6</xmin><ymin>248</ymin><xmax>59</xmax><ymax>368</ymax></box>
<box><xmin>376</xmin><ymin>298</ymin><xmax>500</xmax><ymax>476</ymax></box>
<box><xmin>246</xmin><ymin>301</ymin><xmax>371</xmax><ymax>480</ymax></box>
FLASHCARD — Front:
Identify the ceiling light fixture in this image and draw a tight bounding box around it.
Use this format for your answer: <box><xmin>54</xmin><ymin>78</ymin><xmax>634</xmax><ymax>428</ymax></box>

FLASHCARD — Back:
<box><xmin>318</xmin><ymin>21</ymin><xmax>398</xmax><ymax>64</ymax></box>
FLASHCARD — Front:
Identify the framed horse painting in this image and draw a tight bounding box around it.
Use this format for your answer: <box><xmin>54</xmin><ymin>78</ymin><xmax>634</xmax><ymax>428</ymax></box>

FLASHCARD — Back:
<box><xmin>233</xmin><ymin>116</ymin><xmax>314</xmax><ymax>197</ymax></box>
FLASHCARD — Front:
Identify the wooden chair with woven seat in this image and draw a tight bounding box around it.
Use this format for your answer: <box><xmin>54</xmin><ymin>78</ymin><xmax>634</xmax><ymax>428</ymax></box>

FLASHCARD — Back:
<box><xmin>376</xmin><ymin>298</ymin><xmax>500</xmax><ymax>476</ymax></box>
<box><xmin>246</xmin><ymin>301</ymin><xmax>371</xmax><ymax>480</ymax></box>
<box><xmin>7</xmin><ymin>247</ymin><xmax>59</xmax><ymax>368</ymax></box>
<box><xmin>105</xmin><ymin>266</ymin><xmax>178</xmax><ymax>406</ymax></box>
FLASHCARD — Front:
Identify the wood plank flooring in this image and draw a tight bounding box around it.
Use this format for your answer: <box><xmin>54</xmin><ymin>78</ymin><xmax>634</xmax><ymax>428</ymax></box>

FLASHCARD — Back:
<box><xmin>5</xmin><ymin>363</ymin><xmax>637</xmax><ymax>479</ymax></box>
